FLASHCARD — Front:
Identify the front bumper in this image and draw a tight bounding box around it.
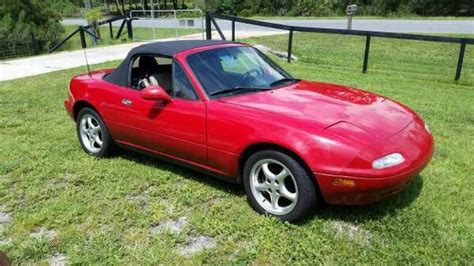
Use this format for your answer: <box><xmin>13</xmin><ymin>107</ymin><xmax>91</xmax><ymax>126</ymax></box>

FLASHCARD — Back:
<box><xmin>315</xmin><ymin>118</ymin><xmax>434</xmax><ymax>205</ymax></box>
<box><xmin>315</xmin><ymin>154</ymin><xmax>431</xmax><ymax>205</ymax></box>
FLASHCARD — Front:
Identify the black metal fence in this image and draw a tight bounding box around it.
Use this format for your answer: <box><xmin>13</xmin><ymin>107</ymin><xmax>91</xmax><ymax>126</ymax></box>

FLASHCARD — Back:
<box><xmin>0</xmin><ymin>33</ymin><xmax>39</xmax><ymax>60</ymax></box>
<box><xmin>205</xmin><ymin>11</ymin><xmax>473</xmax><ymax>81</ymax></box>
<box><xmin>48</xmin><ymin>15</ymin><xmax>136</xmax><ymax>53</ymax></box>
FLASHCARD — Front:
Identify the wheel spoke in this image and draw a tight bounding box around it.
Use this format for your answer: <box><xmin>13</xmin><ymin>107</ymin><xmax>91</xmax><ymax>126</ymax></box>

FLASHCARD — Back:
<box><xmin>261</xmin><ymin>163</ymin><xmax>275</xmax><ymax>180</ymax></box>
<box><xmin>271</xmin><ymin>190</ymin><xmax>279</xmax><ymax>209</ymax></box>
<box><xmin>87</xmin><ymin>117</ymin><xmax>94</xmax><ymax>129</ymax></box>
<box><xmin>90</xmin><ymin>138</ymin><xmax>96</xmax><ymax>148</ymax></box>
<box><xmin>94</xmin><ymin>135</ymin><xmax>103</xmax><ymax>146</ymax></box>
<box><xmin>92</xmin><ymin>125</ymin><xmax>100</xmax><ymax>134</ymax></box>
<box><xmin>254</xmin><ymin>181</ymin><xmax>270</xmax><ymax>191</ymax></box>
<box><xmin>280</xmin><ymin>185</ymin><xmax>297</xmax><ymax>202</ymax></box>
<box><xmin>275</xmin><ymin>169</ymin><xmax>289</xmax><ymax>182</ymax></box>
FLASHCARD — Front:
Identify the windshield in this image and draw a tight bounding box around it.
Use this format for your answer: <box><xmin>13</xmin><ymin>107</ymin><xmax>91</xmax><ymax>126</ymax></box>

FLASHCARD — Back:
<box><xmin>186</xmin><ymin>46</ymin><xmax>294</xmax><ymax>98</ymax></box>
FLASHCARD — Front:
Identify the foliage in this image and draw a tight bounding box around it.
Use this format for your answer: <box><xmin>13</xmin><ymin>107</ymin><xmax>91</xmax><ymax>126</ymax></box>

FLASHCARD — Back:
<box><xmin>84</xmin><ymin>7</ymin><xmax>103</xmax><ymax>22</ymax></box>
<box><xmin>202</xmin><ymin>0</ymin><xmax>474</xmax><ymax>17</ymax></box>
<box><xmin>0</xmin><ymin>33</ymin><xmax>473</xmax><ymax>264</ymax></box>
<box><xmin>0</xmin><ymin>0</ymin><xmax>64</xmax><ymax>52</ymax></box>
<box><xmin>84</xmin><ymin>7</ymin><xmax>104</xmax><ymax>40</ymax></box>
<box><xmin>46</xmin><ymin>0</ymin><xmax>82</xmax><ymax>17</ymax></box>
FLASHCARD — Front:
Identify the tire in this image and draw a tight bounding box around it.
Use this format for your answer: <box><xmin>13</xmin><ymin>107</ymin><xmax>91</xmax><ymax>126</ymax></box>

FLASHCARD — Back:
<box><xmin>243</xmin><ymin>150</ymin><xmax>318</xmax><ymax>222</ymax></box>
<box><xmin>76</xmin><ymin>107</ymin><xmax>114</xmax><ymax>157</ymax></box>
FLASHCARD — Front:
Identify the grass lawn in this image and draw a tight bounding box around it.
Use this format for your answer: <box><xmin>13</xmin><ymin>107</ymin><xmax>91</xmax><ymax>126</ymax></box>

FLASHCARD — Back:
<box><xmin>55</xmin><ymin>25</ymin><xmax>202</xmax><ymax>52</ymax></box>
<box><xmin>0</xmin><ymin>33</ymin><xmax>473</xmax><ymax>264</ymax></box>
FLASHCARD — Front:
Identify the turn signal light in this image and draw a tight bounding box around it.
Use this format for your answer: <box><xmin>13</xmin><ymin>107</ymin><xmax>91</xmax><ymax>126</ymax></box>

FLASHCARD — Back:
<box><xmin>332</xmin><ymin>178</ymin><xmax>356</xmax><ymax>187</ymax></box>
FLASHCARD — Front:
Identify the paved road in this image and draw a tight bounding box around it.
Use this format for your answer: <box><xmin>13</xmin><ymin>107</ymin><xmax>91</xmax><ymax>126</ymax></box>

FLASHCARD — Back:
<box><xmin>0</xmin><ymin>30</ymin><xmax>281</xmax><ymax>81</ymax></box>
<box><xmin>62</xmin><ymin>18</ymin><xmax>474</xmax><ymax>33</ymax></box>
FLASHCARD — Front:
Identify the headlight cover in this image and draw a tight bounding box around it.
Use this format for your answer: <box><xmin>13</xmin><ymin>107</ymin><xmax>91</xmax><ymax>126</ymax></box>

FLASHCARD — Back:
<box><xmin>372</xmin><ymin>153</ymin><xmax>405</xmax><ymax>169</ymax></box>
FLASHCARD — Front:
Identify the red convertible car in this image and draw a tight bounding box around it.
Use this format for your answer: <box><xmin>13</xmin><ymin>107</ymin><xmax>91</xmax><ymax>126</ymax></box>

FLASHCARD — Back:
<box><xmin>65</xmin><ymin>40</ymin><xmax>434</xmax><ymax>221</ymax></box>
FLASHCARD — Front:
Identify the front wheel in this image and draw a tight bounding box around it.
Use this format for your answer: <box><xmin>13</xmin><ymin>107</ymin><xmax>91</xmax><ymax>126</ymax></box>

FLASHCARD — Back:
<box><xmin>243</xmin><ymin>150</ymin><xmax>318</xmax><ymax>222</ymax></box>
<box><xmin>76</xmin><ymin>107</ymin><xmax>114</xmax><ymax>157</ymax></box>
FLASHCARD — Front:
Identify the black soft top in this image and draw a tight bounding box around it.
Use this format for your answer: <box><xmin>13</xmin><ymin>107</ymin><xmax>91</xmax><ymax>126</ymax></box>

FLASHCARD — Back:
<box><xmin>103</xmin><ymin>40</ymin><xmax>231</xmax><ymax>87</ymax></box>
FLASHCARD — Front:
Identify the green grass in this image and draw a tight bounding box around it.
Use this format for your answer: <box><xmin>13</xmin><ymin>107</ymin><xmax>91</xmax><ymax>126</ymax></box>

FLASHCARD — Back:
<box><xmin>0</xmin><ymin>32</ymin><xmax>473</xmax><ymax>264</ymax></box>
<box><xmin>56</xmin><ymin>25</ymin><xmax>202</xmax><ymax>52</ymax></box>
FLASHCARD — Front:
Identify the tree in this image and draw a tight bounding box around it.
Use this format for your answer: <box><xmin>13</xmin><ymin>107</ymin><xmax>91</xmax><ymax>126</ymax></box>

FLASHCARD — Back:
<box><xmin>0</xmin><ymin>0</ymin><xmax>64</xmax><ymax>51</ymax></box>
<box><xmin>84</xmin><ymin>7</ymin><xmax>103</xmax><ymax>40</ymax></box>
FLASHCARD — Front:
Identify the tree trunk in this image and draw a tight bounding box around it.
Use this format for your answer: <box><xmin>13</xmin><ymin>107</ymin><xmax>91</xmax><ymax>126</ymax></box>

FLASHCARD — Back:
<box><xmin>93</xmin><ymin>21</ymin><xmax>101</xmax><ymax>40</ymax></box>
<box><xmin>114</xmin><ymin>0</ymin><xmax>119</xmax><ymax>13</ymax></box>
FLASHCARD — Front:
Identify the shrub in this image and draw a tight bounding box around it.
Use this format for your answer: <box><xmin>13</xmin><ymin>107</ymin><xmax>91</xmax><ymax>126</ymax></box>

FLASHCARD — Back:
<box><xmin>0</xmin><ymin>0</ymin><xmax>64</xmax><ymax>52</ymax></box>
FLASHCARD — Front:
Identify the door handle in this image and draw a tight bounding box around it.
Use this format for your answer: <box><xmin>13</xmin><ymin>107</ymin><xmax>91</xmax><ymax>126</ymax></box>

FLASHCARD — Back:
<box><xmin>122</xmin><ymin>99</ymin><xmax>132</xmax><ymax>106</ymax></box>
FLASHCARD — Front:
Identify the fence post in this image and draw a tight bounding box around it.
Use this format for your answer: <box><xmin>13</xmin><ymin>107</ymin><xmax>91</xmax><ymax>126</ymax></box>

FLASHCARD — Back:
<box><xmin>115</xmin><ymin>19</ymin><xmax>126</xmax><ymax>39</ymax></box>
<box><xmin>455</xmin><ymin>42</ymin><xmax>466</xmax><ymax>81</ymax></box>
<box><xmin>109</xmin><ymin>21</ymin><xmax>113</xmax><ymax>39</ymax></box>
<box><xmin>363</xmin><ymin>35</ymin><xmax>371</xmax><ymax>73</ymax></box>
<box><xmin>79</xmin><ymin>27</ymin><xmax>87</xmax><ymax>49</ymax></box>
<box><xmin>126</xmin><ymin>18</ymin><xmax>133</xmax><ymax>40</ymax></box>
<box><xmin>205</xmin><ymin>11</ymin><xmax>212</xmax><ymax>40</ymax></box>
<box><xmin>209</xmin><ymin>16</ymin><xmax>226</xmax><ymax>40</ymax></box>
<box><xmin>30</xmin><ymin>32</ymin><xmax>39</xmax><ymax>53</ymax></box>
<box><xmin>231</xmin><ymin>19</ymin><xmax>235</xmax><ymax>41</ymax></box>
<box><xmin>287</xmin><ymin>28</ymin><xmax>293</xmax><ymax>63</ymax></box>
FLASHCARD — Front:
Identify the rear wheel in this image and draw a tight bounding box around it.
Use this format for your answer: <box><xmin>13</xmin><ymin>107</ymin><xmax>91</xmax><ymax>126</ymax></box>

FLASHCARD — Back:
<box><xmin>243</xmin><ymin>150</ymin><xmax>318</xmax><ymax>222</ymax></box>
<box><xmin>76</xmin><ymin>108</ymin><xmax>114</xmax><ymax>157</ymax></box>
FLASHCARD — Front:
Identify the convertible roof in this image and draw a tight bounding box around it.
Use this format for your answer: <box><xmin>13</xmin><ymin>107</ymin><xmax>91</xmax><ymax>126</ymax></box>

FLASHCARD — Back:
<box><xmin>129</xmin><ymin>40</ymin><xmax>231</xmax><ymax>57</ymax></box>
<box><xmin>103</xmin><ymin>40</ymin><xmax>231</xmax><ymax>87</ymax></box>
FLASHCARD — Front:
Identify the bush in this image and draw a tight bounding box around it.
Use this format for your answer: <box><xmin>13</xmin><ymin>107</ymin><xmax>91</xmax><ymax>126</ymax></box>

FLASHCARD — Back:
<box><xmin>47</xmin><ymin>0</ymin><xmax>82</xmax><ymax>17</ymax></box>
<box><xmin>0</xmin><ymin>0</ymin><xmax>64</xmax><ymax>52</ymax></box>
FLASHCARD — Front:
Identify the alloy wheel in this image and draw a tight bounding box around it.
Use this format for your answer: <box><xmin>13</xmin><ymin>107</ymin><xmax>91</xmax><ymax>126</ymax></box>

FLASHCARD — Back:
<box><xmin>79</xmin><ymin>114</ymin><xmax>103</xmax><ymax>153</ymax></box>
<box><xmin>249</xmin><ymin>159</ymin><xmax>298</xmax><ymax>215</ymax></box>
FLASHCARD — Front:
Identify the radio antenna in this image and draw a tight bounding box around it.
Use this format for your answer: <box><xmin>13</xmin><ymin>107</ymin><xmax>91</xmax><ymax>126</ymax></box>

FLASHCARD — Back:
<box><xmin>83</xmin><ymin>48</ymin><xmax>91</xmax><ymax>76</ymax></box>
<box><xmin>79</xmin><ymin>26</ymin><xmax>91</xmax><ymax>76</ymax></box>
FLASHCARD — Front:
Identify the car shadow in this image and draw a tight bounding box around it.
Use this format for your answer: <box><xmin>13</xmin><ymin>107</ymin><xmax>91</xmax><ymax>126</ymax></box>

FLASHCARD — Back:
<box><xmin>115</xmin><ymin>148</ymin><xmax>423</xmax><ymax>222</ymax></box>
<box><xmin>297</xmin><ymin>174</ymin><xmax>424</xmax><ymax>225</ymax></box>
<box><xmin>116</xmin><ymin>149</ymin><xmax>244</xmax><ymax>197</ymax></box>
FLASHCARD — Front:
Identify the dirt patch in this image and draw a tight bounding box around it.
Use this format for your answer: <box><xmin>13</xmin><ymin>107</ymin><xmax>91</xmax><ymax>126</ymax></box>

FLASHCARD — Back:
<box><xmin>48</xmin><ymin>253</ymin><xmax>67</xmax><ymax>266</ymax></box>
<box><xmin>0</xmin><ymin>211</ymin><xmax>11</xmax><ymax>224</ymax></box>
<box><xmin>49</xmin><ymin>173</ymin><xmax>74</xmax><ymax>185</ymax></box>
<box><xmin>150</xmin><ymin>217</ymin><xmax>188</xmax><ymax>235</ymax></box>
<box><xmin>30</xmin><ymin>227</ymin><xmax>58</xmax><ymax>241</ymax></box>
<box><xmin>202</xmin><ymin>197</ymin><xmax>222</xmax><ymax>214</ymax></box>
<box><xmin>179</xmin><ymin>235</ymin><xmax>217</xmax><ymax>256</ymax></box>
<box><xmin>126</xmin><ymin>194</ymin><xmax>147</xmax><ymax>202</ymax></box>
<box><xmin>0</xmin><ymin>238</ymin><xmax>12</xmax><ymax>246</ymax></box>
<box><xmin>330</xmin><ymin>221</ymin><xmax>371</xmax><ymax>245</ymax></box>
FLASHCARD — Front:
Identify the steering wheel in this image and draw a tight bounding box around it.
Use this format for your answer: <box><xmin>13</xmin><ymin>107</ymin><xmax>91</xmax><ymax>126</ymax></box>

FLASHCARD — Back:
<box><xmin>139</xmin><ymin>78</ymin><xmax>149</xmax><ymax>89</ymax></box>
<box><xmin>239</xmin><ymin>69</ymin><xmax>261</xmax><ymax>86</ymax></box>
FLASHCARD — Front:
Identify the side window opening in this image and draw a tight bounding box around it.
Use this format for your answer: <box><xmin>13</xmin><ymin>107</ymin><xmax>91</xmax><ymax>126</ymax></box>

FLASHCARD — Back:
<box><xmin>172</xmin><ymin>62</ymin><xmax>198</xmax><ymax>100</ymax></box>
<box><xmin>130</xmin><ymin>55</ymin><xmax>172</xmax><ymax>94</ymax></box>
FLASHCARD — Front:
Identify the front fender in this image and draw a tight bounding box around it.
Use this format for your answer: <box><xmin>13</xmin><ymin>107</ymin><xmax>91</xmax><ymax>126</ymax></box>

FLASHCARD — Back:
<box><xmin>206</xmin><ymin>101</ymin><xmax>363</xmax><ymax>178</ymax></box>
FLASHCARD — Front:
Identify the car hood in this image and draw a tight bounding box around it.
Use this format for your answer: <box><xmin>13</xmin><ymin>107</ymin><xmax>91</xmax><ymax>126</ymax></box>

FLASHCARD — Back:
<box><xmin>218</xmin><ymin>80</ymin><xmax>414</xmax><ymax>140</ymax></box>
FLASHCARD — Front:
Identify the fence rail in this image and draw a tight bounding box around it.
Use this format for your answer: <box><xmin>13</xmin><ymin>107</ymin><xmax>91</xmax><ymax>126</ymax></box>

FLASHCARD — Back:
<box><xmin>48</xmin><ymin>15</ymin><xmax>134</xmax><ymax>53</ymax></box>
<box><xmin>206</xmin><ymin>11</ymin><xmax>473</xmax><ymax>81</ymax></box>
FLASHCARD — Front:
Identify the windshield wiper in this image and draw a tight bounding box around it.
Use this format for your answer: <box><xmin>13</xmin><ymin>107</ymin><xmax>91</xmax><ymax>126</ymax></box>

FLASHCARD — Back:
<box><xmin>270</xmin><ymin>78</ymin><xmax>300</xmax><ymax>87</ymax></box>
<box><xmin>210</xmin><ymin>86</ymin><xmax>271</xmax><ymax>97</ymax></box>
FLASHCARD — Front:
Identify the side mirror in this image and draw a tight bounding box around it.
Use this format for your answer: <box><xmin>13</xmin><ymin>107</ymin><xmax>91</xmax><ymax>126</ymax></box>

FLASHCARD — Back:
<box><xmin>141</xmin><ymin>86</ymin><xmax>172</xmax><ymax>102</ymax></box>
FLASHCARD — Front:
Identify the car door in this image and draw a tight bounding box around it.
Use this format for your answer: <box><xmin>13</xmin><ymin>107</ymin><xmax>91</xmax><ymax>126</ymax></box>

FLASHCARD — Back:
<box><xmin>101</xmin><ymin>55</ymin><xmax>207</xmax><ymax>166</ymax></box>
